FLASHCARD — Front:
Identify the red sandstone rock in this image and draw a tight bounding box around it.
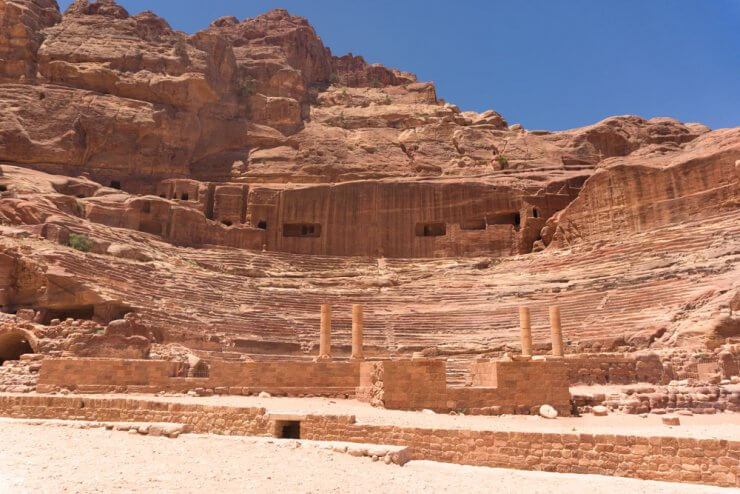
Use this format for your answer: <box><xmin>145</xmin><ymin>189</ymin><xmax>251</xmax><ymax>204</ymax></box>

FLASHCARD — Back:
<box><xmin>0</xmin><ymin>0</ymin><xmax>737</xmax><ymax>374</ymax></box>
<box><xmin>662</xmin><ymin>415</ymin><xmax>680</xmax><ymax>426</ymax></box>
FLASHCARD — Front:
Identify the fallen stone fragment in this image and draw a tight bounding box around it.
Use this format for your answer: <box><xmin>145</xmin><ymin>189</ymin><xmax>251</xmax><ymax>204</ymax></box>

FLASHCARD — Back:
<box><xmin>539</xmin><ymin>404</ymin><xmax>558</xmax><ymax>419</ymax></box>
<box><xmin>662</xmin><ymin>416</ymin><xmax>680</xmax><ymax>426</ymax></box>
<box><xmin>592</xmin><ymin>405</ymin><xmax>608</xmax><ymax>416</ymax></box>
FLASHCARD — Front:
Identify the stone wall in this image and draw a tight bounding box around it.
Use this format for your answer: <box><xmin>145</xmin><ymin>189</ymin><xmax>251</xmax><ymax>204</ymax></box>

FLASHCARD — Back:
<box><xmin>564</xmin><ymin>353</ymin><xmax>667</xmax><ymax>385</ymax></box>
<box><xmin>302</xmin><ymin>414</ymin><xmax>739</xmax><ymax>488</ymax></box>
<box><xmin>37</xmin><ymin>358</ymin><xmax>360</xmax><ymax>396</ymax></box>
<box><xmin>0</xmin><ymin>394</ymin><xmax>271</xmax><ymax>436</ymax></box>
<box><xmin>357</xmin><ymin>359</ymin><xmax>572</xmax><ymax>416</ymax></box>
<box><xmin>0</xmin><ymin>394</ymin><xmax>736</xmax><ymax>487</ymax></box>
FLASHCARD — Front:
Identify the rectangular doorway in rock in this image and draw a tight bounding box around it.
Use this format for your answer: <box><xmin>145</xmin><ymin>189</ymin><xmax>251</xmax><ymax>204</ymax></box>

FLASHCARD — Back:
<box><xmin>415</xmin><ymin>222</ymin><xmax>446</xmax><ymax>237</ymax></box>
<box><xmin>274</xmin><ymin>420</ymin><xmax>301</xmax><ymax>439</ymax></box>
<box><xmin>487</xmin><ymin>212</ymin><xmax>521</xmax><ymax>230</ymax></box>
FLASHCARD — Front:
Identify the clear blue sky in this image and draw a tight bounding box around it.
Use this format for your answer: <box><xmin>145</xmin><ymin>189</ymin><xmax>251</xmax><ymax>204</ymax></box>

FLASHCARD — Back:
<box><xmin>57</xmin><ymin>0</ymin><xmax>739</xmax><ymax>131</ymax></box>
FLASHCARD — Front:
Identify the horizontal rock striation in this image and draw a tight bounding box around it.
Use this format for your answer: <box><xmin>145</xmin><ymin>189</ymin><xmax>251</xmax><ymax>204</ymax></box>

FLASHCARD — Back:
<box><xmin>0</xmin><ymin>0</ymin><xmax>737</xmax><ymax>362</ymax></box>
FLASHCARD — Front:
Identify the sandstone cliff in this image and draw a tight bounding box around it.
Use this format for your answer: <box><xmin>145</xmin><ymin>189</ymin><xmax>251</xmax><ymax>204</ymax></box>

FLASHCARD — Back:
<box><xmin>0</xmin><ymin>0</ymin><xmax>737</xmax><ymax>363</ymax></box>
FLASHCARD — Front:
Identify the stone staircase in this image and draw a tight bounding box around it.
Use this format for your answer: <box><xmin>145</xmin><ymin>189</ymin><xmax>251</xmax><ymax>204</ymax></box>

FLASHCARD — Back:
<box><xmin>24</xmin><ymin>210</ymin><xmax>740</xmax><ymax>385</ymax></box>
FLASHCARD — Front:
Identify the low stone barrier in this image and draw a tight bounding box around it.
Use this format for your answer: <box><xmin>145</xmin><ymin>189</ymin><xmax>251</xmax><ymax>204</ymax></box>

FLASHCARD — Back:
<box><xmin>37</xmin><ymin>358</ymin><xmax>360</xmax><ymax>397</ymax></box>
<box><xmin>0</xmin><ymin>394</ymin><xmax>736</xmax><ymax>487</ymax></box>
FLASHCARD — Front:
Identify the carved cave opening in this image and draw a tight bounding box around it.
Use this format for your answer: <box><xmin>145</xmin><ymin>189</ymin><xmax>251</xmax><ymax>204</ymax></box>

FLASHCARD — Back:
<box><xmin>257</xmin><ymin>220</ymin><xmax>267</xmax><ymax>230</ymax></box>
<box><xmin>275</xmin><ymin>420</ymin><xmax>301</xmax><ymax>439</ymax></box>
<box><xmin>460</xmin><ymin>218</ymin><xmax>486</xmax><ymax>230</ymax></box>
<box><xmin>222</xmin><ymin>220</ymin><xmax>233</xmax><ymax>227</ymax></box>
<box><xmin>415</xmin><ymin>222</ymin><xmax>446</xmax><ymax>237</ymax></box>
<box><xmin>110</xmin><ymin>180</ymin><xmax>121</xmax><ymax>190</ymax></box>
<box><xmin>487</xmin><ymin>212</ymin><xmax>521</xmax><ymax>230</ymax></box>
<box><xmin>533</xmin><ymin>207</ymin><xmax>539</xmax><ymax>218</ymax></box>
<box><xmin>39</xmin><ymin>303</ymin><xmax>131</xmax><ymax>325</ymax></box>
<box><xmin>180</xmin><ymin>193</ymin><xmax>189</xmax><ymax>201</ymax></box>
<box><xmin>0</xmin><ymin>332</ymin><xmax>34</xmax><ymax>365</ymax></box>
<box><xmin>283</xmin><ymin>223</ymin><xmax>321</xmax><ymax>238</ymax></box>
<box><xmin>40</xmin><ymin>305</ymin><xmax>95</xmax><ymax>325</ymax></box>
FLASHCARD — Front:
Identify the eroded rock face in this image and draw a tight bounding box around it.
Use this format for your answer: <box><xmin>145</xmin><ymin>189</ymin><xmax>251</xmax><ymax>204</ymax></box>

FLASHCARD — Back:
<box><xmin>0</xmin><ymin>0</ymin><xmax>60</xmax><ymax>81</ymax></box>
<box><xmin>550</xmin><ymin>128</ymin><xmax>740</xmax><ymax>247</ymax></box>
<box><xmin>0</xmin><ymin>0</ymin><xmax>715</xmax><ymax>188</ymax></box>
<box><xmin>0</xmin><ymin>0</ymin><xmax>738</xmax><ymax>364</ymax></box>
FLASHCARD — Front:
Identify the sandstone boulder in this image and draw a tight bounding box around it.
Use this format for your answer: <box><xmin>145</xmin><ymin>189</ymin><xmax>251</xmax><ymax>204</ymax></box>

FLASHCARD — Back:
<box><xmin>539</xmin><ymin>404</ymin><xmax>558</xmax><ymax>419</ymax></box>
<box><xmin>592</xmin><ymin>405</ymin><xmax>608</xmax><ymax>416</ymax></box>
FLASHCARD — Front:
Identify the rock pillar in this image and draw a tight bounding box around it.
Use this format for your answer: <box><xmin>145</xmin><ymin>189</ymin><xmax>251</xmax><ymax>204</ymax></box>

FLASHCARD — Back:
<box><xmin>519</xmin><ymin>306</ymin><xmax>532</xmax><ymax>357</ymax></box>
<box><xmin>549</xmin><ymin>305</ymin><xmax>564</xmax><ymax>357</ymax></box>
<box><xmin>317</xmin><ymin>303</ymin><xmax>332</xmax><ymax>361</ymax></box>
<box><xmin>351</xmin><ymin>304</ymin><xmax>364</xmax><ymax>360</ymax></box>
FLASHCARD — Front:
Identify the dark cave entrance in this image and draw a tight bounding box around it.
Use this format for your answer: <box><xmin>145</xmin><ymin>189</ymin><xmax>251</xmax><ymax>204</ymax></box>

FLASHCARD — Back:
<box><xmin>275</xmin><ymin>420</ymin><xmax>301</xmax><ymax>439</ymax></box>
<box><xmin>0</xmin><ymin>332</ymin><xmax>34</xmax><ymax>365</ymax></box>
<box><xmin>415</xmin><ymin>222</ymin><xmax>446</xmax><ymax>237</ymax></box>
<box><xmin>40</xmin><ymin>305</ymin><xmax>95</xmax><ymax>325</ymax></box>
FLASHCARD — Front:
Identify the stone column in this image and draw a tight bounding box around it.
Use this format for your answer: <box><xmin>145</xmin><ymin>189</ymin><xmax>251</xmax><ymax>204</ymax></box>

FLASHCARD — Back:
<box><xmin>351</xmin><ymin>304</ymin><xmax>364</xmax><ymax>360</ymax></box>
<box><xmin>549</xmin><ymin>305</ymin><xmax>564</xmax><ymax>357</ymax></box>
<box><xmin>519</xmin><ymin>306</ymin><xmax>532</xmax><ymax>357</ymax></box>
<box><xmin>317</xmin><ymin>303</ymin><xmax>332</xmax><ymax>361</ymax></box>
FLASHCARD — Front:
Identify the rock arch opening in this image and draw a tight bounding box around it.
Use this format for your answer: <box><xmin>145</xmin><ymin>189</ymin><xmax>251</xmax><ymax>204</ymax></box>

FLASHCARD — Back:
<box><xmin>0</xmin><ymin>331</ymin><xmax>34</xmax><ymax>365</ymax></box>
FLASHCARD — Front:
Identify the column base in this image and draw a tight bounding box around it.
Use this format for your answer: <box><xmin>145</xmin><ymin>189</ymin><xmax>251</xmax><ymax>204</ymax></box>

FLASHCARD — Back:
<box><xmin>313</xmin><ymin>355</ymin><xmax>332</xmax><ymax>362</ymax></box>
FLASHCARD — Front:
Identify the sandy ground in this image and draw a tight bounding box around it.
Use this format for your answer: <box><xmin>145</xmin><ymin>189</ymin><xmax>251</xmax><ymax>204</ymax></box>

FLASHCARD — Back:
<box><xmin>68</xmin><ymin>392</ymin><xmax>740</xmax><ymax>440</ymax></box>
<box><xmin>0</xmin><ymin>421</ymin><xmax>734</xmax><ymax>494</ymax></box>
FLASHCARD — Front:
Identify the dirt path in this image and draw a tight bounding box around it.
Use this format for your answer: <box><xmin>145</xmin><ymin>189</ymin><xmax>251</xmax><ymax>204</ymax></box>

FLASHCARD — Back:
<box><xmin>0</xmin><ymin>421</ymin><xmax>733</xmax><ymax>494</ymax></box>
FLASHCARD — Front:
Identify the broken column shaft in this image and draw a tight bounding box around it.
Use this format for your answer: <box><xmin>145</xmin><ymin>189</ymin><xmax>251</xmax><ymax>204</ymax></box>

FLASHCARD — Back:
<box><xmin>549</xmin><ymin>305</ymin><xmax>564</xmax><ymax>357</ymax></box>
<box><xmin>318</xmin><ymin>303</ymin><xmax>332</xmax><ymax>360</ymax></box>
<box><xmin>519</xmin><ymin>306</ymin><xmax>532</xmax><ymax>357</ymax></box>
<box><xmin>351</xmin><ymin>304</ymin><xmax>364</xmax><ymax>360</ymax></box>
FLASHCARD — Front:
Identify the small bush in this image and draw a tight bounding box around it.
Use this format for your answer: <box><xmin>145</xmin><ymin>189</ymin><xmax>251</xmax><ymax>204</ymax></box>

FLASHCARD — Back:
<box><xmin>173</xmin><ymin>40</ymin><xmax>188</xmax><ymax>59</ymax></box>
<box><xmin>74</xmin><ymin>199</ymin><xmax>84</xmax><ymax>217</ymax></box>
<box><xmin>238</xmin><ymin>76</ymin><xmax>257</xmax><ymax>98</ymax></box>
<box><xmin>384</xmin><ymin>95</ymin><xmax>391</xmax><ymax>105</ymax></box>
<box><xmin>496</xmin><ymin>155</ymin><xmax>509</xmax><ymax>169</ymax></box>
<box><xmin>68</xmin><ymin>233</ymin><xmax>92</xmax><ymax>252</ymax></box>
